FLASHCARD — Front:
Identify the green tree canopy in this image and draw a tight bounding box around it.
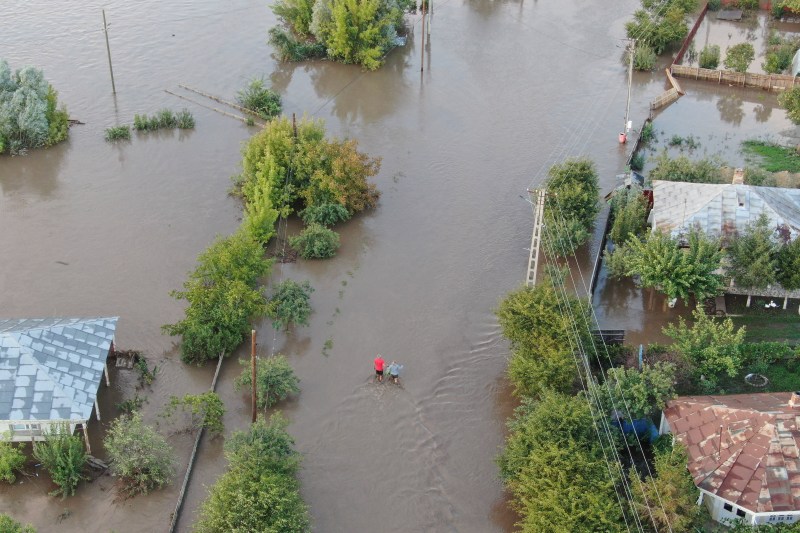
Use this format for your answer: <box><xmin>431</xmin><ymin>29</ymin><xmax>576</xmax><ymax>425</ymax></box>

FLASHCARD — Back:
<box><xmin>663</xmin><ymin>308</ymin><xmax>746</xmax><ymax>381</ymax></box>
<box><xmin>776</xmin><ymin>236</ymin><xmax>800</xmax><ymax>290</ymax></box>
<box><xmin>543</xmin><ymin>158</ymin><xmax>600</xmax><ymax>257</ymax></box>
<box><xmin>163</xmin><ymin>392</ymin><xmax>226</xmax><ymax>436</ymax></box>
<box><xmin>609</xmin><ymin>185</ymin><xmax>648</xmax><ymax>245</ymax></box>
<box><xmin>626</xmin><ymin>3</ymin><xmax>692</xmax><ymax>55</ymax></box>
<box><xmin>0</xmin><ymin>441</ymin><xmax>25</xmax><ymax>484</ymax></box>
<box><xmin>630</xmin><ymin>439</ymin><xmax>703</xmax><ymax>532</ymax></box>
<box><xmin>724</xmin><ymin>42</ymin><xmax>756</xmax><ymax>73</ymax></box>
<box><xmin>0</xmin><ymin>59</ymin><xmax>69</xmax><ymax>154</ymax></box>
<box><xmin>0</xmin><ymin>514</ymin><xmax>35</xmax><ymax>533</ymax></box>
<box><xmin>267</xmin><ymin>279</ymin><xmax>314</xmax><ymax>330</ymax></box>
<box><xmin>194</xmin><ymin>414</ymin><xmax>309</xmax><ymax>532</ymax></box>
<box><xmin>727</xmin><ymin>214</ymin><xmax>778</xmax><ymax>290</ymax></box>
<box><xmin>779</xmin><ymin>86</ymin><xmax>800</xmax><ymax>125</ymax></box>
<box><xmin>495</xmin><ymin>283</ymin><xmax>590</xmax><ymax>397</ymax></box>
<box><xmin>615</xmin><ymin>230</ymin><xmax>724</xmax><ymax>304</ymax></box>
<box><xmin>647</xmin><ymin>152</ymin><xmax>722</xmax><ymax>184</ymax></box>
<box><xmin>234</xmin><ymin>354</ymin><xmax>301</xmax><ymax>409</ymax></box>
<box><xmin>592</xmin><ymin>362</ymin><xmax>677</xmax><ymax>420</ymax></box>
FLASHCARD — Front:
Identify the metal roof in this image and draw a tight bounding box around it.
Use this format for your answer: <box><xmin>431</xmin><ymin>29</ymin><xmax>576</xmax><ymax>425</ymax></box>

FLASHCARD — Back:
<box><xmin>651</xmin><ymin>181</ymin><xmax>800</xmax><ymax>240</ymax></box>
<box><xmin>664</xmin><ymin>393</ymin><xmax>800</xmax><ymax>514</ymax></box>
<box><xmin>0</xmin><ymin>317</ymin><xmax>118</xmax><ymax>423</ymax></box>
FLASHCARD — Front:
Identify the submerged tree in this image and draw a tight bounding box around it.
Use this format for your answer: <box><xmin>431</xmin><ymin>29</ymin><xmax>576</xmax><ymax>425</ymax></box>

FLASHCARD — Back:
<box><xmin>234</xmin><ymin>355</ymin><xmax>300</xmax><ymax>408</ymax></box>
<box><xmin>608</xmin><ymin>185</ymin><xmax>648</xmax><ymax>245</ymax></box>
<box><xmin>32</xmin><ymin>424</ymin><xmax>86</xmax><ymax>498</ymax></box>
<box><xmin>0</xmin><ymin>59</ymin><xmax>69</xmax><ymax>154</ymax></box>
<box><xmin>543</xmin><ymin>158</ymin><xmax>600</xmax><ymax>257</ymax></box>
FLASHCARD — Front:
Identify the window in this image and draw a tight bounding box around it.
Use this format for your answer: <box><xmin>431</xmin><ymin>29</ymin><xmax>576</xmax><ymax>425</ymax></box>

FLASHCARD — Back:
<box><xmin>724</xmin><ymin>503</ymin><xmax>733</xmax><ymax>512</ymax></box>
<box><xmin>736</xmin><ymin>509</ymin><xmax>746</xmax><ymax>518</ymax></box>
<box><xmin>10</xmin><ymin>423</ymin><xmax>42</xmax><ymax>432</ymax></box>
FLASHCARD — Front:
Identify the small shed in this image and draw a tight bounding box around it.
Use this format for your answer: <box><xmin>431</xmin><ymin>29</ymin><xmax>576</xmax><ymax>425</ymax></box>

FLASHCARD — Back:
<box><xmin>0</xmin><ymin>317</ymin><xmax>118</xmax><ymax>450</ymax></box>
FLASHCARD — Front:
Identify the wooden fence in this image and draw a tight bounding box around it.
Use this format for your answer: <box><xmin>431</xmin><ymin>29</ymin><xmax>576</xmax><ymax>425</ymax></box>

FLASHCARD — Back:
<box><xmin>671</xmin><ymin>64</ymin><xmax>799</xmax><ymax>92</ymax></box>
<box><xmin>651</xmin><ymin>87</ymin><xmax>680</xmax><ymax>110</ymax></box>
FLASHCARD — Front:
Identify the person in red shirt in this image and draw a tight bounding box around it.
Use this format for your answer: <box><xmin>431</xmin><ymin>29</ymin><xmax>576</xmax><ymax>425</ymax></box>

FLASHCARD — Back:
<box><xmin>374</xmin><ymin>354</ymin><xmax>385</xmax><ymax>382</ymax></box>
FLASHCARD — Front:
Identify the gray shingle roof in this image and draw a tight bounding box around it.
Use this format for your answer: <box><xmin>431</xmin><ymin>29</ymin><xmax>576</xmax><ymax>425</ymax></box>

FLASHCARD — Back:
<box><xmin>0</xmin><ymin>317</ymin><xmax>118</xmax><ymax>423</ymax></box>
<box><xmin>651</xmin><ymin>181</ymin><xmax>800</xmax><ymax>240</ymax></box>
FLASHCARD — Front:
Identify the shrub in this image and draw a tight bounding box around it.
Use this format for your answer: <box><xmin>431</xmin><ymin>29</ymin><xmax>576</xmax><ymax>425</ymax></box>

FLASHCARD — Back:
<box><xmin>708</xmin><ymin>0</ymin><xmax>722</xmax><ymax>10</ymax></box>
<box><xmin>300</xmin><ymin>202</ymin><xmax>351</xmax><ymax>226</ymax></box>
<box><xmin>234</xmin><ymin>354</ymin><xmax>301</xmax><ymax>408</ymax></box>
<box><xmin>290</xmin><ymin>224</ymin><xmax>340</xmax><ymax>259</ymax></box>
<box><xmin>133</xmin><ymin>114</ymin><xmax>148</xmax><ymax>131</ymax></box>
<box><xmin>162</xmin><ymin>392</ymin><xmax>225</xmax><ymax>436</ymax></box>
<box><xmin>176</xmin><ymin>109</ymin><xmax>195</xmax><ymax>129</ymax></box>
<box><xmin>779</xmin><ymin>85</ymin><xmax>800</xmax><ymax>125</ymax></box>
<box><xmin>267</xmin><ymin>279</ymin><xmax>314</xmax><ymax>330</ymax></box>
<box><xmin>267</xmin><ymin>27</ymin><xmax>327</xmax><ymax>62</ymax></box>
<box><xmin>162</xmin><ymin>229</ymin><xmax>272</xmax><ymax>364</ymax></box>
<box><xmin>629</xmin><ymin>151</ymin><xmax>645</xmax><ymax>171</ymax></box>
<box><xmin>104</xmin><ymin>413</ymin><xmax>175</xmax><ymax>496</ymax></box>
<box><xmin>632</xmin><ymin>44</ymin><xmax>657</xmax><ymax>71</ymax></box>
<box><xmin>699</xmin><ymin>44</ymin><xmax>720</xmax><ymax>69</ymax></box>
<box><xmin>542</xmin><ymin>158</ymin><xmax>600</xmax><ymax>257</ymax></box>
<box><xmin>104</xmin><ymin>125</ymin><xmax>131</xmax><ymax>142</ymax></box>
<box><xmin>236</xmin><ymin>78</ymin><xmax>282</xmax><ymax>120</ymax></box>
<box><xmin>626</xmin><ymin>4</ymin><xmax>691</xmax><ymax>55</ymax></box>
<box><xmin>648</xmin><ymin>152</ymin><xmax>722</xmax><ymax>184</ymax></box>
<box><xmin>640</xmin><ymin>121</ymin><xmax>655</xmax><ymax>144</ymax></box>
<box><xmin>737</xmin><ymin>0</ymin><xmax>759</xmax><ymax>9</ymax></box>
<box><xmin>194</xmin><ymin>414</ymin><xmax>309</xmax><ymax>532</ymax></box>
<box><xmin>609</xmin><ymin>185</ymin><xmax>648</xmax><ymax>245</ymax></box>
<box><xmin>592</xmin><ymin>362</ymin><xmax>677</xmax><ymax>420</ymax></box>
<box><xmin>0</xmin><ymin>60</ymin><xmax>69</xmax><ymax>154</ymax></box>
<box><xmin>156</xmin><ymin>109</ymin><xmax>177</xmax><ymax>128</ymax></box>
<box><xmin>0</xmin><ymin>441</ymin><xmax>26</xmax><ymax>483</ymax></box>
<box><xmin>0</xmin><ymin>514</ymin><xmax>35</xmax><ymax>533</ymax></box>
<box><xmin>724</xmin><ymin>43</ymin><xmax>755</xmax><ymax>73</ymax></box>
<box><xmin>32</xmin><ymin>424</ymin><xmax>86</xmax><ymax>498</ymax></box>
<box><xmin>777</xmin><ymin>237</ymin><xmax>800</xmax><ymax>290</ymax></box>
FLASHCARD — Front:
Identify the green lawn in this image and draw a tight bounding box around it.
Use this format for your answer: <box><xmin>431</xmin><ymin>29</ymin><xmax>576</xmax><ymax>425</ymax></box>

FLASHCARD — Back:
<box><xmin>727</xmin><ymin>304</ymin><xmax>800</xmax><ymax>344</ymax></box>
<box><xmin>742</xmin><ymin>140</ymin><xmax>800</xmax><ymax>172</ymax></box>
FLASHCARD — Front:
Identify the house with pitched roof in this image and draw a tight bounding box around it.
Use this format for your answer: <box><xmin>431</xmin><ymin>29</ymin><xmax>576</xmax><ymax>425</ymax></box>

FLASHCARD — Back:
<box><xmin>0</xmin><ymin>317</ymin><xmax>118</xmax><ymax>451</ymax></box>
<box><xmin>650</xmin><ymin>180</ymin><xmax>800</xmax><ymax>242</ymax></box>
<box><xmin>660</xmin><ymin>392</ymin><xmax>800</xmax><ymax>526</ymax></box>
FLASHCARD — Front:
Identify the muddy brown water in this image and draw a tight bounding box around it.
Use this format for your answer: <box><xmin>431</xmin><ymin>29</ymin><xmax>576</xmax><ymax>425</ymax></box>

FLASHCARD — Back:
<box><xmin>3</xmin><ymin>2</ymin><xmax>796</xmax><ymax>532</ymax></box>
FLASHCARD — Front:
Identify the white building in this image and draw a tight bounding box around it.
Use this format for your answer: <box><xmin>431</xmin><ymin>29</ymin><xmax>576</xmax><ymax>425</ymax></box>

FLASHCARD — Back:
<box><xmin>0</xmin><ymin>317</ymin><xmax>118</xmax><ymax>450</ymax></box>
<box><xmin>661</xmin><ymin>392</ymin><xmax>800</xmax><ymax>526</ymax></box>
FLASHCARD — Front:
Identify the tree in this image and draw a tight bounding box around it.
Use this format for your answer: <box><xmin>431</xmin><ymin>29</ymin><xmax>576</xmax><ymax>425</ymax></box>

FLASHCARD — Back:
<box><xmin>0</xmin><ymin>441</ymin><xmax>25</xmax><ymax>483</ymax></box>
<box><xmin>609</xmin><ymin>185</ymin><xmax>648</xmax><ymax>245</ymax></box>
<box><xmin>593</xmin><ymin>362</ymin><xmax>677</xmax><ymax>420</ymax></box>
<box><xmin>0</xmin><ymin>60</ymin><xmax>69</xmax><ymax>154</ymax></box>
<box><xmin>727</xmin><ymin>214</ymin><xmax>778</xmax><ymax>291</ymax></box>
<box><xmin>630</xmin><ymin>440</ymin><xmax>702</xmax><ymax>532</ymax></box>
<box><xmin>543</xmin><ymin>158</ymin><xmax>600</xmax><ymax>256</ymax></box>
<box><xmin>194</xmin><ymin>414</ymin><xmax>309</xmax><ymax>533</ymax></box>
<box><xmin>663</xmin><ymin>308</ymin><xmax>746</xmax><ymax>381</ymax></box>
<box><xmin>724</xmin><ymin>43</ymin><xmax>755</xmax><ymax>73</ymax></box>
<box><xmin>323</xmin><ymin>0</ymin><xmax>400</xmax><ymax>70</ymax></box>
<box><xmin>300</xmin><ymin>202</ymin><xmax>350</xmax><ymax>226</ymax></box>
<box><xmin>162</xmin><ymin>229</ymin><xmax>271</xmax><ymax>364</ymax></box>
<box><xmin>776</xmin><ymin>237</ymin><xmax>800</xmax><ymax>290</ymax></box>
<box><xmin>289</xmin><ymin>223</ymin><xmax>340</xmax><ymax>259</ymax></box>
<box><xmin>621</xmin><ymin>230</ymin><xmax>724</xmax><ymax>304</ymax></box>
<box><xmin>32</xmin><ymin>423</ymin><xmax>86</xmax><ymax>498</ymax></box>
<box><xmin>0</xmin><ymin>514</ymin><xmax>35</xmax><ymax>533</ymax></box>
<box><xmin>626</xmin><ymin>5</ymin><xmax>690</xmax><ymax>55</ymax></box>
<box><xmin>162</xmin><ymin>392</ymin><xmax>226</xmax><ymax>436</ymax></box>
<box><xmin>779</xmin><ymin>86</ymin><xmax>800</xmax><ymax>125</ymax></box>
<box><xmin>495</xmin><ymin>283</ymin><xmax>590</xmax><ymax>397</ymax></box>
<box><xmin>234</xmin><ymin>355</ymin><xmax>301</xmax><ymax>408</ymax></box>
<box><xmin>267</xmin><ymin>279</ymin><xmax>314</xmax><ymax>330</ymax></box>
<box><xmin>272</xmin><ymin>0</ymin><xmax>316</xmax><ymax>36</ymax></box>
<box><xmin>104</xmin><ymin>413</ymin><xmax>175</xmax><ymax>497</ymax></box>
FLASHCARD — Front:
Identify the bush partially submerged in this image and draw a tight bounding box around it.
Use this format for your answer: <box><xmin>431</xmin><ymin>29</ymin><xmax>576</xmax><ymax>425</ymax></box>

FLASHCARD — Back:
<box><xmin>290</xmin><ymin>223</ymin><xmax>340</xmax><ymax>259</ymax></box>
<box><xmin>0</xmin><ymin>441</ymin><xmax>26</xmax><ymax>483</ymax></box>
<box><xmin>234</xmin><ymin>355</ymin><xmax>301</xmax><ymax>408</ymax></box>
<box><xmin>32</xmin><ymin>424</ymin><xmax>86</xmax><ymax>498</ymax></box>
<box><xmin>236</xmin><ymin>78</ymin><xmax>282</xmax><ymax>119</ymax></box>
<box><xmin>267</xmin><ymin>279</ymin><xmax>314</xmax><ymax>330</ymax></box>
<box><xmin>104</xmin><ymin>125</ymin><xmax>131</xmax><ymax>142</ymax></box>
<box><xmin>133</xmin><ymin>108</ymin><xmax>194</xmax><ymax>132</ymax></box>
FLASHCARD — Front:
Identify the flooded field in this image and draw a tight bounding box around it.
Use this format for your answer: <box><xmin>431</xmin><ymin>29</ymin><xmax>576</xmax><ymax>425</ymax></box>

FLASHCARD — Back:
<box><xmin>4</xmin><ymin>1</ymin><xmax>795</xmax><ymax>532</ymax></box>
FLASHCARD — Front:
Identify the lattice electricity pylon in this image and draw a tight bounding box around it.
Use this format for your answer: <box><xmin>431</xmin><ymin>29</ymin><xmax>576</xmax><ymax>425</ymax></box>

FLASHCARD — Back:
<box><xmin>525</xmin><ymin>189</ymin><xmax>546</xmax><ymax>287</ymax></box>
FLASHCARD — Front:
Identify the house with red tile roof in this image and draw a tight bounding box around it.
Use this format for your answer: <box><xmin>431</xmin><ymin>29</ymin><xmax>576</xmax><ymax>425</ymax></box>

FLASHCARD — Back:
<box><xmin>660</xmin><ymin>392</ymin><xmax>800</xmax><ymax>526</ymax></box>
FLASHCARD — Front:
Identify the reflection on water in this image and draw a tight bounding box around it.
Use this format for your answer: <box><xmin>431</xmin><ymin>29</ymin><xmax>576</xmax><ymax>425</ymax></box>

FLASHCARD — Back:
<box><xmin>0</xmin><ymin>141</ymin><xmax>68</xmax><ymax>199</ymax></box>
<box><xmin>717</xmin><ymin>93</ymin><xmax>745</xmax><ymax>126</ymax></box>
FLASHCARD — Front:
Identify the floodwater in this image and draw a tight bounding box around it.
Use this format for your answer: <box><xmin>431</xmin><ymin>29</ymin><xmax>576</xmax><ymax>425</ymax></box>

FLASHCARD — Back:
<box><xmin>3</xmin><ymin>1</ymin><xmax>780</xmax><ymax>532</ymax></box>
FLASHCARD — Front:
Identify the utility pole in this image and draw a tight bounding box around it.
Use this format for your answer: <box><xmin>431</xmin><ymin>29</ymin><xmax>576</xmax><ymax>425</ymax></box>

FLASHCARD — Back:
<box><xmin>251</xmin><ymin>329</ymin><xmax>257</xmax><ymax>424</ymax></box>
<box><xmin>525</xmin><ymin>189</ymin><xmax>547</xmax><ymax>287</ymax></box>
<box><xmin>420</xmin><ymin>0</ymin><xmax>426</xmax><ymax>72</ymax></box>
<box><xmin>427</xmin><ymin>0</ymin><xmax>432</xmax><ymax>36</ymax></box>
<box><xmin>102</xmin><ymin>9</ymin><xmax>116</xmax><ymax>94</ymax></box>
<box><xmin>621</xmin><ymin>38</ymin><xmax>634</xmax><ymax>144</ymax></box>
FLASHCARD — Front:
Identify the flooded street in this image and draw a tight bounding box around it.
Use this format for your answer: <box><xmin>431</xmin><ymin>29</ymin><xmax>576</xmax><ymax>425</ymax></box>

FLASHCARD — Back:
<box><xmin>4</xmin><ymin>1</ymin><xmax>784</xmax><ymax>532</ymax></box>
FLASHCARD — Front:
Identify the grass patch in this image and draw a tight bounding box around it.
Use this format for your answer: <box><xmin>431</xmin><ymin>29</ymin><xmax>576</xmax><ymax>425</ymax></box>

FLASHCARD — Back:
<box><xmin>133</xmin><ymin>108</ymin><xmax>194</xmax><ymax>132</ymax></box>
<box><xmin>727</xmin><ymin>298</ymin><xmax>800</xmax><ymax>344</ymax></box>
<box><xmin>742</xmin><ymin>140</ymin><xmax>800</xmax><ymax>172</ymax></box>
<box><xmin>712</xmin><ymin>357</ymin><xmax>800</xmax><ymax>395</ymax></box>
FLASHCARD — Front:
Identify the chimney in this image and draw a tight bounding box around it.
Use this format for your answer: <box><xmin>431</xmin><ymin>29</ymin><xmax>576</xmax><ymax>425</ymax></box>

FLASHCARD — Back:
<box><xmin>789</xmin><ymin>391</ymin><xmax>800</xmax><ymax>408</ymax></box>
<box><xmin>732</xmin><ymin>168</ymin><xmax>745</xmax><ymax>185</ymax></box>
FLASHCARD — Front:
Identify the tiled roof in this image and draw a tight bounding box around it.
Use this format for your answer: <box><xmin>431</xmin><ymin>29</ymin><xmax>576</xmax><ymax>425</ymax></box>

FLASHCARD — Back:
<box><xmin>651</xmin><ymin>181</ymin><xmax>800</xmax><ymax>240</ymax></box>
<box><xmin>0</xmin><ymin>317</ymin><xmax>118</xmax><ymax>423</ymax></box>
<box><xmin>663</xmin><ymin>393</ymin><xmax>800</xmax><ymax>514</ymax></box>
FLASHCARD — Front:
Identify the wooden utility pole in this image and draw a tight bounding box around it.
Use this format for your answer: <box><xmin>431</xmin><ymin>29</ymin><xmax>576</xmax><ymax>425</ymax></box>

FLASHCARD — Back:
<box><xmin>292</xmin><ymin>112</ymin><xmax>297</xmax><ymax>137</ymax></box>
<box><xmin>251</xmin><ymin>329</ymin><xmax>257</xmax><ymax>424</ymax></box>
<box><xmin>102</xmin><ymin>9</ymin><xmax>116</xmax><ymax>94</ymax></box>
<box><xmin>525</xmin><ymin>189</ymin><xmax>546</xmax><ymax>287</ymax></box>
<box><xmin>420</xmin><ymin>3</ymin><xmax>425</xmax><ymax>71</ymax></box>
<box><xmin>621</xmin><ymin>38</ymin><xmax>634</xmax><ymax>143</ymax></box>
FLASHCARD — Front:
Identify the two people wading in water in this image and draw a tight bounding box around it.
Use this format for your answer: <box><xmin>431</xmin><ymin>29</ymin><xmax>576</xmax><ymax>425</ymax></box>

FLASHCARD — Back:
<box><xmin>374</xmin><ymin>354</ymin><xmax>403</xmax><ymax>384</ymax></box>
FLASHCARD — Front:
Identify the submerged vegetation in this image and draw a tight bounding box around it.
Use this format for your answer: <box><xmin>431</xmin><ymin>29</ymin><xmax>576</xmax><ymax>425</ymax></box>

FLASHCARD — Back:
<box><xmin>0</xmin><ymin>59</ymin><xmax>69</xmax><ymax>154</ymax></box>
<box><xmin>236</xmin><ymin>78</ymin><xmax>282</xmax><ymax>120</ymax></box>
<box><xmin>743</xmin><ymin>139</ymin><xmax>800</xmax><ymax>172</ymax></box>
<box><xmin>104</xmin><ymin>125</ymin><xmax>131</xmax><ymax>142</ymax></box>
<box><xmin>133</xmin><ymin>108</ymin><xmax>195</xmax><ymax>131</ymax></box>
